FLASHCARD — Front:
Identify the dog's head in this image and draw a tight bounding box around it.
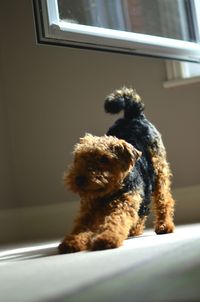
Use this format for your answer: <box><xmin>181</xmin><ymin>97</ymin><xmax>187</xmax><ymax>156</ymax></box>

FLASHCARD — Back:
<box><xmin>64</xmin><ymin>134</ymin><xmax>141</xmax><ymax>199</ymax></box>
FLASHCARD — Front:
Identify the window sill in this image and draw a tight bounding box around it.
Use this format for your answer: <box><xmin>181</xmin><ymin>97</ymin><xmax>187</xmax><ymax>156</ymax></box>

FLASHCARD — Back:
<box><xmin>163</xmin><ymin>75</ymin><xmax>200</xmax><ymax>88</ymax></box>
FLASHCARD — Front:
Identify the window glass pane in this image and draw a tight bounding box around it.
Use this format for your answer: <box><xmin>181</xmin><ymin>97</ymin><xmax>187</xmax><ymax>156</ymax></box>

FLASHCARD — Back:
<box><xmin>57</xmin><ymin>0</ymin><xmax>192</xmax><ymax>41</ymax></box>
<box><xmin>185</xmin><ymin>62</ymin><xmax>200</xmax><ymax>77</ymax></box>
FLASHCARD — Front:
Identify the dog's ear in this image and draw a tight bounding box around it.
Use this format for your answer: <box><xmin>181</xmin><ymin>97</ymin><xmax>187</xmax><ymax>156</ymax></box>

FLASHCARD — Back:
<box><xmin>114</xmin><ymin>140</ymin><xmax>142</xmax><ymax>168</ymax></box>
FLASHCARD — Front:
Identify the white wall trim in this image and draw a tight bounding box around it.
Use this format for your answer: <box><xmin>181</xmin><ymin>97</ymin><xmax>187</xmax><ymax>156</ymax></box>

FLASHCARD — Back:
<box><xmin>0</xmin><ymin>185</ymin><xmax>200</xmax><ymax>244</ymax></box>
<box><xmin>163</xmin><ymin>75</ymin><xmax>200</xmax><ymax>88</ymax></box>
<box><xmin>0</xmin><ymin>201</ymin><xmax>79</xmax><ymax>244</ymax></box>
<box><xmin>164</xmin><ymin>60</ymin><xmax>200</xmax><ymax>88</ymax></box>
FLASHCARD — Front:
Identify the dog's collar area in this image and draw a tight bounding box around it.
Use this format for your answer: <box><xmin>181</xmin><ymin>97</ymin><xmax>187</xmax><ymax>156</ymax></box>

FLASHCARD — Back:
<box><xmin>98</xmin><ymin>172</ymin><xmax>135</xmax><ymax>204</ymax></box>
<box><xmin>98</xmin><ymin>171</ymin><xmax>150</xmax><ymax>218</ymax></box>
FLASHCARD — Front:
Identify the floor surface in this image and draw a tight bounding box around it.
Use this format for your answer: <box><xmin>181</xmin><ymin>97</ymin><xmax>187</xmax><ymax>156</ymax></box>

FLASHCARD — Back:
<box><xmin>0</xmin><ymin>224</ymin><xmax>200</xmax><ymax>302</ymax></box>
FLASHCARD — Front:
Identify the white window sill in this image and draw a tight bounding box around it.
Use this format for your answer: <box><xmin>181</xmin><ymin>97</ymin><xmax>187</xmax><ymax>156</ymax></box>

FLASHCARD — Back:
<box><xmin>163</xmin><ymin>75</ymin><xmax>200</xmax><ymax>88</ymax></box>
<box><xmin>164</xmin><ymin>61</ymin><xmax>200</xmax><ymax>88</ymax></box>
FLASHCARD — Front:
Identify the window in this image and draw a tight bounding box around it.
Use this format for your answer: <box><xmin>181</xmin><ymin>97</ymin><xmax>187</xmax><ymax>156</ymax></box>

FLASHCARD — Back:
<box><xmin>33</xmin><ymin>0</ymin><xmax>200</xmax><ymax>62</ymax></box>
<box><xmin>164</xmin><ymin>60</ymin><xmax>200</xmax><ymax>87</ymax></box>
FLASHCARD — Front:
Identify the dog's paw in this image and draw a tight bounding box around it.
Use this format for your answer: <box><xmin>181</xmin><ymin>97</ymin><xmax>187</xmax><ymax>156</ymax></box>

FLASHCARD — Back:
<box><xmin>58</xmin><ymin>234</ymin><xmax>89</xmax><ymax>254</ymax></box>
<box><xmin>91</xmin><ymin>234</ymin><xmax>122</xmax><ymax>251</ymax></box>
<box><xmin>155</xmin><ymin>222</ymin><xmax>175</xmax><ymax>235</ymax></box>
<box><xmin>58</xmin><ymin>240</ymin><xmax>81</xmax><ymax>254</ymax></box>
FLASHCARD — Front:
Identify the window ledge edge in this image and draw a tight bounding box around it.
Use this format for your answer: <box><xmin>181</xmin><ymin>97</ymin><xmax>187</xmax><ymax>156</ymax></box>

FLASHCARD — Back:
<box><xmin>163</xmin><ymin>75</ymin><xmax>200</xmax><ymax>88</ymax></box>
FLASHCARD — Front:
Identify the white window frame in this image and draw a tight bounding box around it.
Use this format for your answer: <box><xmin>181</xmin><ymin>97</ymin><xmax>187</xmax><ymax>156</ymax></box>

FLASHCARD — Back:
<box><xmin>33</xmin><ymin>0</ymin><xmax>200</xmax><ymax>63</ymax></box>
<box><xmin>164</xmin><ymin>0</ymin><xmax>200</xmax><ymax>87</ymax></box>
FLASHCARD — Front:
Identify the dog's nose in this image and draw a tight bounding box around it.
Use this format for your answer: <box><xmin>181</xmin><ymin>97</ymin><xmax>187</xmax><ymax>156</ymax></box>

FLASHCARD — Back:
<box><xmin>75</xmin><ymin>175</ymin><xmax>87</xmax><ymax>187</ymax></box>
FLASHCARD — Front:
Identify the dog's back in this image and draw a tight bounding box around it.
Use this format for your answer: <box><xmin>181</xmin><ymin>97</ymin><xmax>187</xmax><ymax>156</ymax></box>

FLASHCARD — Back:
<box><xmin>104</xmin><ymin>87</ymin><xmax>165</xmax><ymax>156</ymax></box>
<box><xmin>104</xmin><ymin>87</ymin><xmax>166</xmax><ymax>217</ymax></box>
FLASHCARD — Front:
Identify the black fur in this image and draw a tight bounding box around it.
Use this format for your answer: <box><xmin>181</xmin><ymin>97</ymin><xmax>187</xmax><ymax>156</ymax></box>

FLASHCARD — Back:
<box><xmin>105</xmin><ymin>89</ymin><xmax>161</xmax><ymax>217</ymax></box>
<box><xmin>105</xmin><ymin>91</ymin><xmax>144</xmax><ymax>119</ymax></box>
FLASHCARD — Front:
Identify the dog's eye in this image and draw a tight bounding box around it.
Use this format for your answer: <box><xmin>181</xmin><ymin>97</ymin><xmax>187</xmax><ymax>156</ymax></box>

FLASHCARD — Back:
<box><xmin>99</xmin><ymin>155</ymin><xmax>109</xmax><ymax>164</ymax></box>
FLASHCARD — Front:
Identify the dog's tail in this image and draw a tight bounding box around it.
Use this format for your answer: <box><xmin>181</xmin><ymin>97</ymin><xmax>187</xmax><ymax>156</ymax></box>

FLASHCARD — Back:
<box><xmin>104</xmin><ymin>87</ymin><xmax>144</xmax><ymax>119</ymax></box>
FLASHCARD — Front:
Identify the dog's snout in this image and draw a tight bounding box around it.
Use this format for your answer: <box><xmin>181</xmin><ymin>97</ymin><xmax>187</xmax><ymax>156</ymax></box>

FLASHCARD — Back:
<box><xmin>76</xmin><ymin>175</ymin><xmax>87</xmax><ymax>187</ymax></box>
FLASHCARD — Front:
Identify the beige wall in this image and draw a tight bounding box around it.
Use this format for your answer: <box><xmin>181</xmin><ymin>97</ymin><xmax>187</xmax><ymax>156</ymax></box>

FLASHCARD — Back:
<box><xmin>0</xmin><ymin>76</ymin><xmax>15</xmax><ymax>209</ymax></box>
<box><xmin>0</xmin><ymin>0</ymin><xmax>200</xmax><ymax>215</ymax></box>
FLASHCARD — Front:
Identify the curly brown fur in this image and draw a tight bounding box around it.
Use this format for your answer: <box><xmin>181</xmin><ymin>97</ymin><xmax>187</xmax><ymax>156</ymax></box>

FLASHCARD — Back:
<box><xmin>59</xmin><ymin>191</ymin><xmax>142</xmax><ymax>252</ymax></box>
<box><xmin>58</xmin><ymin>135</ymin><xmax>142</xmax><ymax>253</ymax></box>
<box><xmin>151</xmin><ymin>148</ymin><xmax>175</xmax><ymax>234</ymax></box>
<box><xmin>59</xmin><ymin>87</ymin><xmax>175</xmax><ymax>253</ymax></box>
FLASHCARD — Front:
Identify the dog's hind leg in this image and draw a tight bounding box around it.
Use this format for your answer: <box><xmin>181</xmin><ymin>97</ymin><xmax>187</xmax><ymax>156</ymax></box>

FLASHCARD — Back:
<box><xmin>151</xmin><ymin>153</ymin><xmax>175</xmax><ymax>234</ymax></box>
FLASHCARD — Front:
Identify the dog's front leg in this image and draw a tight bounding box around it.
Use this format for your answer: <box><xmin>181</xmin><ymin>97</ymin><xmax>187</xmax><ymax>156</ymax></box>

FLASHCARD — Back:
<box><xmin>58</xmin><ymin>231</ymin><xmax>93</xmax><ymax>254</ymax></box>
<box><xmin>58</xmin><ymin>206</ymin><xmax>94</xmax><ymax>253</ymax></box>
<box><xmin>91</xmin><ymin>194</ymin><xmax>140</xmax><ymax>251</ymax></box>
